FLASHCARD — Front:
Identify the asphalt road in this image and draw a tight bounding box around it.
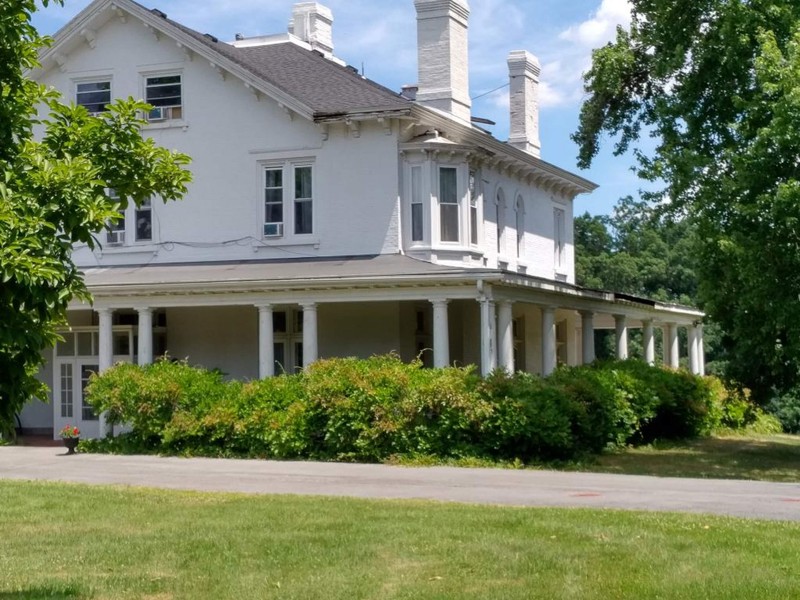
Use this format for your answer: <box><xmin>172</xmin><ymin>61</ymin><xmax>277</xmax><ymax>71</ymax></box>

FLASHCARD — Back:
<box><xmin>1</xmin><ymin>446</ymin><xmax>799</xmax><ymax>521</ymax></box>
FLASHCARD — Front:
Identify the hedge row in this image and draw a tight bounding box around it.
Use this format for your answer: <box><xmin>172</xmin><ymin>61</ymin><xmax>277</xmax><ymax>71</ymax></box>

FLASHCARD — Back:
<box><xmin>83</xmin><ymin>355</ymin><xmax>762</xmax><ymax>462</ymax></box>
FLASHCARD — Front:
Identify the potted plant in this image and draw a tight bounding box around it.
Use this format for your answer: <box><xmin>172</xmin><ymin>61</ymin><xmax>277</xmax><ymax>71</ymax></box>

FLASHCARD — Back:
<box><xmin>59</xmin><ymin>425</ymin><xmax>80</xmax><ymax>455</ymax></box>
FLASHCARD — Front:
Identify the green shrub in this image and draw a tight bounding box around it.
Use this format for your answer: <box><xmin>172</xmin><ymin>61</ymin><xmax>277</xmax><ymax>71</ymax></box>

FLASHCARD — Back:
<box><xmin>767</xmin><ymin>388</ymin><xmax>800</xmax><ymax>433</ymax></box>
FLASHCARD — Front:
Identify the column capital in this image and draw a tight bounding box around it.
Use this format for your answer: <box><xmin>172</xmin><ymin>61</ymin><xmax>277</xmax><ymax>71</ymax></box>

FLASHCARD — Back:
<box><xmin>256</xmin><ymin>303</ymin><xmax>274</xmax><ymax>313</ymax></box>
<box><xmin>95</xmin><ymin>306</ymin><xmax>114</xmax><ymax>316</ymax></box>
<box><xmin>133</xmin><ymin>306</ymin><xmax>153</xmax><ymax>315</ymax></box>
<box><xmin>579</xmin><ymin>309</ymin><xmax>595</xmax><ymax>318</ymax></box>
<box><xmin>613</xmin><ymin>313</ymin><xmax>627</xmax><ymax>322</ymax></box>
<box><xmin>430</xmin><ymin>298</ymin><xmax>451</xmax><ymax>307</ymax></box>
<box><xmin>300</xmin><ymin>302</ymin><xmax>318</xmax><ymax>311</ymax></box>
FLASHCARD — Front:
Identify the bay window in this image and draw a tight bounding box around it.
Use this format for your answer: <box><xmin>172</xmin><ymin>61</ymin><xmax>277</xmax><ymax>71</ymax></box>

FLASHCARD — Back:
<box><xmin>411</xmin><ymin>166</ymin><xmax>423</xmax><ymax>242</ymax></box>
<box><xmin>439</xmin><ymin>167</ymin><xmax>459</xmax><ymax>243</ymax></box>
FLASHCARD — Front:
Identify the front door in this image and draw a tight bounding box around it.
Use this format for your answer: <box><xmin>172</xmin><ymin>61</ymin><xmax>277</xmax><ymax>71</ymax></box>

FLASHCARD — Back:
<box><xmin>53</xmin><ymin>359</ymin><xmax>100</xmax><ymax>439</ymax></box>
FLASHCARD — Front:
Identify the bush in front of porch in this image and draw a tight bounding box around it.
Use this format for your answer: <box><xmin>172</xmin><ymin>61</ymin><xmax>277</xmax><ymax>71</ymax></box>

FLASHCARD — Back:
<box><xmin>82</xmin><ymin>355</ymin><xmax>763</xmax><ymax>463</ymax></box>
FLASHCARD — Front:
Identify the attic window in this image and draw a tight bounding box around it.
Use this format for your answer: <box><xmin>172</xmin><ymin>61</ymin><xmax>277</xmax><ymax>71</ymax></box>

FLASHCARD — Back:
<box><xmin>76</xmin><ymin>81</ymin><xmax>111</xmax><ymax>114</ymax></box>
<box><xmin>145</xmin><ymin>74</ymin><xmax>182</xmax><ymax>121</ymax></box>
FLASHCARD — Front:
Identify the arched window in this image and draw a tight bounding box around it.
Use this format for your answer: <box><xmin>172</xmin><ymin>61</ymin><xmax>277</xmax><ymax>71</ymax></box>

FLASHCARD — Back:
<box><xmin>496</xmin><ymin>189</ymin><xmax>506</xmax><ymax>256</ymax></box>
<box><xmin>516</xmin><ymin>195</ymin><xmax>525</xmax><ymax>258</ymax></box>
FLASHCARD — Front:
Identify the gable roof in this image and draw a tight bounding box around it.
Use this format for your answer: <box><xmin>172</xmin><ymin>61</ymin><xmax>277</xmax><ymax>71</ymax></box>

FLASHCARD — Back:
<box><xmin>165</xmin><ymin>15</ymin><xmax>411</xmax><ymax>117</ymax></box>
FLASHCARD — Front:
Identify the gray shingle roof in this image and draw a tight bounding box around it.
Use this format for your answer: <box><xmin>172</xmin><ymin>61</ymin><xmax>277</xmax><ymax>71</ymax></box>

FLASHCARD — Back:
<box><xmin>156</xmin><ymin>11</ymin><xmax>410</xmax><ymax>117</ymax></box>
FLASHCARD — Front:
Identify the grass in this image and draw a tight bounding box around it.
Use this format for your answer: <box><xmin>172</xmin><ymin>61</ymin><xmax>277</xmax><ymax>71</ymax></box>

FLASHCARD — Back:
<box><xmin>1</xmin><ymin>481</ymin><xmax>800</xmax><ymax>599</ymax></box>
<box><xmin>577</xmin><ymin>433</ymin><xmax>800</xmax><ymax>482</ymax></box>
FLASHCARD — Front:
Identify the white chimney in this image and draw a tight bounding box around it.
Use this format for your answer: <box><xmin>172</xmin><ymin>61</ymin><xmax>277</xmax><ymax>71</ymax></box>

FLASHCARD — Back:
<box><xmin>507</xmin><ymin>50</ymin><xmax>541</xmax><ymax>157</ymax></box>
<box><xmin>414</xmin><ymin>0</ymin><xmax>471</xmax><ymax>122</ymax></box>
<box><xmin>289</xmin><ymin>2</ymin><xmax>334</xmax><ymax>55</ymax></box>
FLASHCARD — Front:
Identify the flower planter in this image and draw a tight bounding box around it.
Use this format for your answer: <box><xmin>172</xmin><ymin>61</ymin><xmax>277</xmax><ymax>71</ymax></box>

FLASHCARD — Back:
<box><xmin>63</xmin><ymin>437</ymin><xmax>79</xmax><ymax>455</ymax></box>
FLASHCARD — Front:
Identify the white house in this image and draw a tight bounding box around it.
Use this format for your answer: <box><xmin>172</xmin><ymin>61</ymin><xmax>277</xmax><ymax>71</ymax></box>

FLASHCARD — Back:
<box><xmin>19</xmin><ymin>0</ymin><xmax>705</xmax><ymax>438</ymax></box>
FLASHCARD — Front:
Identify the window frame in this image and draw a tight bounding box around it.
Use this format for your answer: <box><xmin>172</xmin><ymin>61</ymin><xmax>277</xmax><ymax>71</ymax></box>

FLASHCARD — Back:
<box><xmin>438</xmin><ymin>166</ymin><xmax>460</xmax><ymax>244</ymax></box>
<box><xmin>410</xmin><ymin>165</ymin><xmax>424</xmax><ymax>243</ymax></box>
<box><xmin>75</xmin><ymin>79</ymin><xmax>112</xmax><ymax>115</ymax></box>
<box><xmin>515</xmin><ymin>195</ymin><xmax>525</xmax><ymax>259</ymax></box>
<box><xmin>259</xmin><ymin>159</ymin><xmax>315</xmax><ymax>240</ymax></box>
<box><xmin>144</xmin><ymin>72</ymin><xmax>183</xmax><ymax>121</ymax></box>
<box><xmin>469</xmin><ymin>170</ymin><xmax>480</xmax><ymax>247</ymax></box>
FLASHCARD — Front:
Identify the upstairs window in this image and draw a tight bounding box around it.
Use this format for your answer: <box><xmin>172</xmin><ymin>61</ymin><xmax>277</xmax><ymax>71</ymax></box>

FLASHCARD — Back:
<box><xmin>469</xmin><ymin>170</ymin><xmax>479</xmax><ymax>246</ymax></box>
<box><xmin>264</xmin><ymin>168</ymin><xmax>284</xmax><ymax>237</ymax></box>
<box><xmin>294</xmin><ymin>166</ymin><xmax>313</xmax><ymax>235</ymax></box>
<box><xmin>516</xmin><ymin>195</ymin><xmax>525</xmax><ymax>258</ymax></box>
<box><xmin>105</xmin><ymin>189</ymin><xmax>125</xmax><ymax>245</ymax></box>
<box><xmin>145</xmin><ymin>74</ymin><xmax>182</xmax><ymax>121</ymax></box>
<box><xmin>104</xmin><ymin>191</ymin><xmax>154</xmax><ymax>246</ymax></box>
<box><xmin>439</xmin><ymin>167</ymin><xmax>459</xmax><ymax>243</ymax></box>
<box><xmin>496</xmin><ymin>189</ymin><xmax>506</xmax><ymax>256</ymax></box>
<box><xmin>135</xmin><ymin>199</ymin><xmax>152</xmax><ymax>242</ymax></box>
<box><xmin>76</xmin><ymin>81</ymin><xmax>111</xmax><ymax>114</ymax></box>
<box><xmin>411</xmin><ymin>166</ymin><xmax>423</xmax><ymax>242</ymax></box>
<box><xmin>554</xmin><ymin>207</ymin><xmax>566</xmax><ymax>269</ymax></box>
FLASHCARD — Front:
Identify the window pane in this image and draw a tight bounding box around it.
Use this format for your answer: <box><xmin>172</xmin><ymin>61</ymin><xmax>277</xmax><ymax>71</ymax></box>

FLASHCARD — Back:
<box><xmin>294</xmin><ymin>342</ymin><xmax>304</xmax><ymax>373</ymax></box>
<box><xmin>470</xmin><ymin>206</ymin><xmax>478</xmax><ymax>245</ymax></box>
<box><xmin>265</xmin><ymin>169</ymin><xmax>283</xmax><ymax>188</ymax></box>
<box><xmin>77</xmin><ymin>332</ymin><xmax>92</xmax><ymax>356</ymax></box>
<box><xmin>136</xmin><ymin>205</ymin><xmax>152</xmax><ymax>241</ymax></box>
<box><xmin>412</xmin><ymin>203</ymin><xmax>423</xmax><ymax>242</ymax></box>
<box><xmin>146</xmin><ymin>75</ymin><xmax>181</xmax><ymax>107</ymax></box>
<box><xmin>57</xmin><ymin>333</ymin><xmax>75</xmax><ymax>357</ymax></box>
<box><xmin>439</xmin><ymin>168</ymin><xmax>457</xmax><ymax>204</ymax></box>
<box><xmin>295</xmin><ymin>199</ymin><xmax>312</xmax><ymax>235</ymax></box>
<box><xmin>411</xmin><ymin>167</ymin><xmax>422</xmax><ymax>204</ymax></box>
<box><xmin>77</xmin><ymin>81</ymin><xmax>111</xmax><ymax>113</ymax></box>
<box><xmin>113</xmin><ymin>332</ymin><xmax>130</xmax><ymax>356</ymax></box>
<box><xmin>273</xmin><ymin>312</ymin><xmax>287</xmax><ymax>334</ymax></box>
<box><xmin>274</xmin><ymin>342</ymin><xmax>286</xmax><ymax>374</ymax></box>
<box><xmin>265</xmin><ymin>202</ymin><xmax>283</xmax><ymax>223</ymax></box>
<box><xmin>60</xmin><ymin>363</ymin><xmax>73</xmax><ymax>418</ymax></box>
<box><xmin>295</xmin><ymin>167</ymin><xmax>312</xmax><ymax>199</ymax></box>
<box><xmin>81</xmin><ymin>365</ymin><xmax>99</xmax><ymax>421</ymax></box>
<box><xmin>440</xmin><ymin>204</ymin><xmax>459</xmax><ymax>242</ymax></box>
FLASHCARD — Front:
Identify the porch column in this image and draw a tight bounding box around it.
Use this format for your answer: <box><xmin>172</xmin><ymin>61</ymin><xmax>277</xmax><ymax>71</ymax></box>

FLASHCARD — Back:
<box><xmin>301</xmin><ymin>302</ymin><xmax>318</xmax><ymax>368</ymax></box>
<box><xmin>541</xmin><ymin>306</ymin><xmax>557</xmax><ymax>376</ymax></box>
<box><xmin>580</xmin><ymin>310</ymin><xmax>595</xmax><ymax>365</ymax></box>
<box><xmin>137</xmin><ymin>307</ymin><xmax>154</xmax><ymax>366</ymax></box>
<box><xmin>688</xmin><ymin>325</ymin><xmax>700</xmax><ymax>375</ymax></box>
<box><xmin>97</xmin><ymin>307</ymin><xmax>114</xmax><ymax>439</ymax></box>
<box><xmin>479</xmin><ymin>298</ymin><xmax>497</xmax><ymax>376</ymax></box>
<box><xmin>698</xmin><ymin>323</ymin><xmax>706</xmax><ymax>376</ymax></box>
<box><xmin>614</xmin><ymin>314</ymin><xmax>628</xmax><ymax>360</ymax></box>
<box><xmin>257</xmin><ymin>304</ymin><xmax>275</xmax><ymax>379</ymax></box>
<box><xmin>431</xmin><ymin>299</ymin><xmax>450</xmax><ymax>368</ymax></box>
<box><xmin>497</xmin><ymin>301</ymin><xmax>514</xmax><ymax>372</ymax></box>
<box><xmin>642</xmin><ymin>319</ymin><xmax>655</xmax><ymax>365</ymax></box>
<box><xmin>664</xmin><ymin>323</ymin><xmax>679</xmax><ymax>369</ymax></box>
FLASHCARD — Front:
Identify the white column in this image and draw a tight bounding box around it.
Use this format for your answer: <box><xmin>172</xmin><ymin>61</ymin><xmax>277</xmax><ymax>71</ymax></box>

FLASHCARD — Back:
<box><xmin>258</xmin><ymin>304</ymin><xmax>275</xmax><ymax>379</ymax></box>
<box><xmin>698</xmin><ymin>323</ymin><xmax>706</xmax><ymax>376</ymax></box>
<box><xmin>97</xmin><ymin>307</ymin><xmax>114</xmax><ymax>439</ymax></box>
<box><xmin>497</xmin><ymin>301</ymin><xmax>514</xmax><ymax>373</ymax></box>
<box><xmin>580</xmin><ymin>311</ymin><xmax>595</xmax><ymax>365</ymax></box>
<box><xmin>541</xmin><ymin>306</ymin><xmax>557</xmax><ymax>376</ymax></box>
<box><xmin>642</xmin><ymin>320</ymin><xmax>655</xmax><ymax>365</ymax></box>
<box><xmin>137</xmin><ymin>307</ymin><xmax>153</xmax><ymax>366</ymax></box>
<box><xmin>665</xmin><ymin>323</ymin><xmax>679</xmax><ymax>369</ymax></box>
<box><xmin>614</xmin><ymin>314</ymin><xmax>628</xmax><ymax>360</ymax></box>
<box><xmin>688</xmin><ymin>325</ymin><xmax>700</xmax><ymax>375</ymax></box>
<box><xmin>431</xmin><ymin>299</ymin><xmax>450</xmax><ymax>368</ymax></box>
<box><xmin>479</xmin><ymin>299</ymin><xmax>497</xmax><ymax>376</ymax></box>
<box><xmin>302</xmin><ymin>302</ymin><xmax>318</xmax><ymax>368</ymax></box>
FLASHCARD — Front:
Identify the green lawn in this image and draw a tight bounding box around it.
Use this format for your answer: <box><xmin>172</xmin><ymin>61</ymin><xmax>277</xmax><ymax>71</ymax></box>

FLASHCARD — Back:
<box><xmin>1</xmin><ymin>481</ymin><xmax>799</xmax><ymax>599</ymax></box>
<box><xmin>577</xmin><ymin>433</ymin><xmax>800</xmax><ymax>482</ymax></box>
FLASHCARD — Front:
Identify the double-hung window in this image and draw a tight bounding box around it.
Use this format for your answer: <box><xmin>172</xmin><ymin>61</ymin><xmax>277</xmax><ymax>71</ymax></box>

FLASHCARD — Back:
<box><xmin>76</xmin><ymin>81</ymin><xmax>111</xmax><ymax>114</ymax></box>
<box><xmin>554</xmin><ymin>207</ymin><xmax>566</xmax><ymax>269</ymax></box>
<box><xmin>262</xmin><ymin>162</ymin><xmax>314</xmax><ymax>238</ymax></box>
<box><xmin>294</xmin><ymin>166</ymin><xmax>313</xmax><ymax>235</ymax></box>
<box><xmin>439</xmin><ymin>167</ymin><xmax>459</xmax><ymax>243</ymax></box>
<box><xmin>145</xmin><ymin>74</ymin><xmax>182</xmax><ymax>121</ymax></box>
<box><xmin>469</xmin><ymin>170</ymin><xmax>479</xmax><ymax>246</ymax></box>
<box><xmin>410</xmin><ymin>166</ymin><xmax>423</xmax><ymax>242</ymax></box>
<box><xmin>516</xmin><ymin>196</ymin><xmax>525</xmax><ymax>258</ymax></box>
<box><xmin>135</xmin><ymin>199</ymin><xmax>152</xmax><ymax>242</ymax></box>
<box><xmin>105</xmin><ymin>190</ymin><xmax>154</xmax><ymax>246</ymax></box>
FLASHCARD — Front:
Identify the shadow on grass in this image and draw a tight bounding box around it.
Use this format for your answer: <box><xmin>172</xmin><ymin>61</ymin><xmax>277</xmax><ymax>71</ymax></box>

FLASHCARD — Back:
<box><xmin>0</xmin><ymin>584</ymin><xmax>84</xmax><ymax>599</ymax></box>
<box><xmin>587</xmin><ymin>435</ymin><xmax>800</xmax><ymax>482</ymax></box>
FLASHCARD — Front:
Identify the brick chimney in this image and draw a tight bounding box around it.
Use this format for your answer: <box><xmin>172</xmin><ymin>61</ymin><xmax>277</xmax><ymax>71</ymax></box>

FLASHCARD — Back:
<box><xmin>289</xmin><ymin>2</ymin><xmax>334</xmax><ymax>55</ymax></box>
<box><xmin>507</xmin><ymin>50</ymin><xmax>541</xmax><ymax>157</ymax></box>
<box><xmin>414</xmin><ymin>0</ymin><xmax>471</xmax><ymax>122</ymax></box>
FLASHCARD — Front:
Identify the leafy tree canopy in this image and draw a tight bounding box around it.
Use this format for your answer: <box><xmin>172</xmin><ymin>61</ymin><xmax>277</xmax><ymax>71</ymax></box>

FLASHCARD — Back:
<box><xmin>573</xmin><ymin>0</ymin><xmax>800</xmax><ymax>400</ymax></box>
<box><xmin>0</xmin><ymin>0</ymin><xmax>191</xmax><ymax>435</ymax></box>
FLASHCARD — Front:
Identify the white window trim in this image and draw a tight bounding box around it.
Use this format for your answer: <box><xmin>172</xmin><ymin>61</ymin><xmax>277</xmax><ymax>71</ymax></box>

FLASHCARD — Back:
<box><xmin>258</xmin><ymin>158</ymin><xmax>317</xmax><ymax>244</ymax></box>
<box><xmin>435</xmin><ymin>164</ymin><xmax>465</xmax><ymax>246</ymax></box>
<box><xmin>74</xmin><ymin>76</ymin><xmax>113</xmax><ymax>115</ymax></box>
<box><xmin>141</xmin><ymin>70</ymin><xmax>186</xmax><ymax>128</ymax></box>
<box><xmin>103</xmin><ymin>194</ymin><xmax>158</xmax><ymax>251</ymax></box>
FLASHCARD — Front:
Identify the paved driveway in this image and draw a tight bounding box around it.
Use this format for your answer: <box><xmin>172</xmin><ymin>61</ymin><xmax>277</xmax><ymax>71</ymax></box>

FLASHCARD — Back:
<box><xmin>1</xmin><ymin>446</ymin><xmax>799</xmax><ymax>521</ymax></box>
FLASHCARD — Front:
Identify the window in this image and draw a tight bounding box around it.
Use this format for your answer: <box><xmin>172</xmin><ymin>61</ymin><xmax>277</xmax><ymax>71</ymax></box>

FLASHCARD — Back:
<box><xmin>264</xmin><ymin>168</ymin><xmax>284</xmax><ymax>237</ymax></box>
<box><xmin>76</xmin><ymin>81</ymin><xmax>110</xmax><ymax>114</ymax></box>
<box><xmin>496</xmin><ymin>190</ymin><xmax>506</xmax><ymax>256</ymax></box>
<box><xmin>60</xmin><ymin>363</ymin><xmax>73</xmax><ymax>418</ymax></box>
<box><xmin>80</xmin><ymin>365</ymin><xmax>99</xmax><ymax>421</ymax></box>
<box><xmin>516</xmin><ymin>196</ymin><xmax>525</xmax><ymax>258</ymax></box>
<box><xmin>145</xmin><ymin>74</ymin><xmax>182</xmax><ymax>120</ymax></box>
<box><xmin>411</xmin><ymin>166</ymin><xmax>423</xmax><ymax>242</ymax></box>
<box><xmin>273</xmin><ymin>309</ymin><xmax>303</xmax><ymax>374</ymax></box>
<box><xmin>294</xmin><ymin>166</ymin><xmax>313</xmax><ymax>235</ymax></box>
<box><xmin>469</xmin><ymin>170</ymin><xmax>479</xmax><ymax>246</ymax></box>
<box><xmin>439</xmin><ymin>167</ymin><xmax>459</xmax><ymax>242</ymax></box>
<box><xmin>135</xmin><ymin>199</ymin><xmax>152</xmax><ymax>242</ymax></box>
<box><xmin>554</xmin><ymin>207</ymin><xmax>566</xmax><ymax>269</ymax></box>
<box><xmin>261</xmin><ymin>162</ymin><xmax>314</xmax><ymax>238</ymax></box>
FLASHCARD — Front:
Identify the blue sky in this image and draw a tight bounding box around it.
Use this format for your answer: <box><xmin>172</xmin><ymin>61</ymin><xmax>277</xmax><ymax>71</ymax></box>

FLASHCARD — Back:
<box><xmin>33</xmin><ymin>0</ymin><xmax>641</xmax><ymax>216</ymax></box>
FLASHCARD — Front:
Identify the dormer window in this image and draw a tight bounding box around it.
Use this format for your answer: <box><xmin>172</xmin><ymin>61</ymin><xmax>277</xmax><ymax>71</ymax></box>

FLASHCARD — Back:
<box><xmin>439</xmin><ymin>167</ymin><xmax>459</xmax><ymax>243</ymax></box>
<box><xmin>76</xmin><ymin>81</ymin><xmax>111</xmax><ymax>115</ymax></box>
<box><xmin>145</xmin><ymin>74</ymin><xmax>182</xmax><ymax>121</ymax></box>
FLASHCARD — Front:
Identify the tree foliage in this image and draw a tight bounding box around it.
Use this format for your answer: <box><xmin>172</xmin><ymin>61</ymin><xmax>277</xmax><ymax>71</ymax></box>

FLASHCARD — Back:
<box><xmin>573</xmin><ymin>0</ymin><xmax>800</xmax><ymax>400</ymax></box>
<box><xmin>0</xmin><ymin>0</ymin><xmax>191</xmax><ymax>435</ymax></box>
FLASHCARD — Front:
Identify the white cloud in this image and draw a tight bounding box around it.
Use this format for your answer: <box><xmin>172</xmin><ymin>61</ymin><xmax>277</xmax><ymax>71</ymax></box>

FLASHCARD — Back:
<box><xmin>559</xmin><ymin>0</ymin><xmax>632</xmax><ymax>48</ymax></box>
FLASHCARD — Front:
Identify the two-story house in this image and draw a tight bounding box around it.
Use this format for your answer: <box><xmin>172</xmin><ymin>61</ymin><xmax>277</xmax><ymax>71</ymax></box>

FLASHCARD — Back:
<box><xmin>20</xmin><ymin>0</ymin><xmax>705</xmax><ymax>439</ymax></box>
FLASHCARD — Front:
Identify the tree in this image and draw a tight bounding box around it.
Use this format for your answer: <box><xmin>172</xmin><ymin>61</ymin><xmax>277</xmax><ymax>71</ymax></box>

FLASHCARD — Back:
<box><xmin>0</xmin><ymin>0</ymin><xmax>191</xmax><ymax>436</ymax></box>
<box><xmin>573</xmin><ymin>0</ymin><xmax>800</xmax><ymax>401</ymax></box>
